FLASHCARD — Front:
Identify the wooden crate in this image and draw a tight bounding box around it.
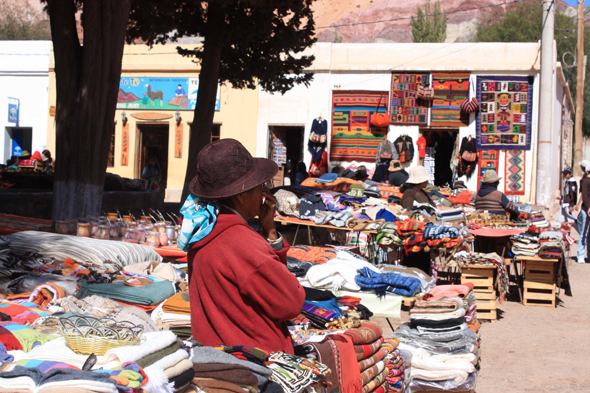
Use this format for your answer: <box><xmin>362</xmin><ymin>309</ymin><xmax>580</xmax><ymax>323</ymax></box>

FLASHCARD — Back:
<box><xmin>524</xmin><ymin>261</ymin><xmax>556</xmax><ymax>283</ymax></box>
<box><xmin>473</xmin><ymin>289</ymin><xmax>497</xmax><ymax>321</ymax></box>
<box><xmin>461</xmin><ymin>266</ymin><xmax>494</xmax><ymax>290</ymax></box>
<box><xmin>523</xmin><ymin>280</ymin><xmax>556</xmax><ymax>307</ymax></box>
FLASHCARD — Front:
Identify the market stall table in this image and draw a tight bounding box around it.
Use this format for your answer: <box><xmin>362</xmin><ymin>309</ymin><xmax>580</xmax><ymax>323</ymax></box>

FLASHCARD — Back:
<box><xmin>274</xmin><ymin>217</ymin><xmax>378</xmax><ymax>245</ymax></box>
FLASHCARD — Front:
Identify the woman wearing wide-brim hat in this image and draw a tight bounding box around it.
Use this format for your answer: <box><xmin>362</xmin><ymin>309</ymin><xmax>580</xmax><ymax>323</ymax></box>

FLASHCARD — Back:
<box><xmin>400</xmin><ymin>166</ymin><xmax>435</xmax><ymax>211</ymax></box>
<box><xmin>179</xmin><ymin>138</ymin><xmax>305</xmax><ymax>354</ymax></box>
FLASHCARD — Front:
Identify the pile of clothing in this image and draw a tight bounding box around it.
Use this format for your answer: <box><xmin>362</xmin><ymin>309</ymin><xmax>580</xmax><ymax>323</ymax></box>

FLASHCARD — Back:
<box><xmin>394</xmin><ymin>284</ymin><xmax>480</xmax><ymax>392</ymax></box>
<box><xmin>151</xmin><ymin>292</ymin><xmax>191</xmax><ymax>337</ymax></box>
<box><xmin>396</xmin><ymin>220</ymin><xmax>464</xmax><ymax>254</ymax></box>
<box><xmin>436</xmin><ymin>208</ymin><xmax>465</xmax><ymax>223</ymax></box>
<box><xmin>511</xmin><ymin>231</ymin><xmax>540</xmax><ymax>256</ymax></box>
<box><xmin>529</xmin><ymin>213</ymin><xmax>549</xmax><ymax>228</ymax></box>
<box><xmin>538</xmin><ymin>231</ymin><xmax>567</xmax><ymax>259</ymax></box>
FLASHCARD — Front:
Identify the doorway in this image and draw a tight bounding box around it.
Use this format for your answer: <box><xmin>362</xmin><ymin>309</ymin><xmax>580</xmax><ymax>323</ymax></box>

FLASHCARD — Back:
<box><xmin>137</xmin><ymin>124</ymin><xmax>170</xmax><ymax>189</ymax></box>
<box><xmin>419</xmin><ymin>129</ymin><xmax>458</xmax><ymax>187</ymax></box>
<box><xmin>268</xmin><ymin>125</ymin><xmax>305</xmax><ymax>187</ymax></box>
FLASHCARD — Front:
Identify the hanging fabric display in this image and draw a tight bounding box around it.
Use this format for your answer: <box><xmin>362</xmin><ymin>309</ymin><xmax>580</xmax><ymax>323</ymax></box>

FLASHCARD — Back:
<box><xmin>309</xmin><ymin>116</ymin><xmax>328</xmax><ymax>167</ymax></box>
<box><xmin>458</xmin><ymin>136</ymin><xmax>478</xmax><ymax>179</ymax></box>
<box><xmin>430</xmin><ymin>73</ymin><xmax>470</xmax><ymax>127</ymax></box>
<box><xmin>393</xmin><ymin>135</ymin><xmax>414</xmax><ymax>164</ymax></box>
<box><xmin>477</xmin><ymin>150</ymin><xmax>500</xmax><ymax>189</ymax></box>
<box><xmin>475</xmin><ymin>76</ymin><xmax>534</xmax><ymax>150</ymax></box>
<box><xmin>390</xmin><ymin>73</ymin><xmax>430</xmax><ymax>126</ymax></box>
<box><xmin>505</xmin><ymin>150</ymin><xmax>526</xmax><ymax>196</ymax></box>
<box><xmin>330</xmin><ymin>91</ymin><xmax>388</xmax><ymax>162</ymax></box>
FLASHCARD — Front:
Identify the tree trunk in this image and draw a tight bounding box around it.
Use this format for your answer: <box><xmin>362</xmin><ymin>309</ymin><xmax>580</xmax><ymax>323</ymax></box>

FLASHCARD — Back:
<box><xmin>48</xmin><ymin>0</ymin><xmax>131</xmax><ymax>220</ymax></box>
<box><xmin>180</xmin><ymin>2</ymin><xmax>225</xmax><ymax>203</ymax></box>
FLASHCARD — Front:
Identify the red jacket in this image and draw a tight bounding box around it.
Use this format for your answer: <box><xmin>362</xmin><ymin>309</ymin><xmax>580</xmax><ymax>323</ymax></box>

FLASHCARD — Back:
<box><xmin>188</xmin><ymin>209</ymin><xmax>305</xmax><ymax>354</ymax></box>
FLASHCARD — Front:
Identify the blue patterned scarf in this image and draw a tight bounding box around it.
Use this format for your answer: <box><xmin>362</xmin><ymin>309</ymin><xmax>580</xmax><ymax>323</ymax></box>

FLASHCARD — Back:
<box><xmin>178</xmin><ymin>194</ymin><xmax>220</xmax><ymax>252</ymax></box>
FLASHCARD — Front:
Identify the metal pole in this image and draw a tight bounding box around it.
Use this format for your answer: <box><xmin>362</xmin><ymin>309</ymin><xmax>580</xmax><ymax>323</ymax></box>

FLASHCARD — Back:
<box><xmin>574</xmin><ymin>0</ymin><xmax>585</xmax><ymax>176</ymax></box>
<box><xmin>536</xmin><ymin>0</ymin><xmax>555</xmax><ymax>206</ymax></box>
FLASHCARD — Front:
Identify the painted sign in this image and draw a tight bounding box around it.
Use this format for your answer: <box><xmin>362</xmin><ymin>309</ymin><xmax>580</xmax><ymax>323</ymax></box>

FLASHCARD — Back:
<box><xmin>117</xmin><ymin>77</ymin><xmax>220</xmax><ymax>111</ymax></box>
<box><xmin>174</xmin><ymin>123</ymin><xmax>183</xmax><ymax>158</ymax></box>
<box><xmin>11</xmin><ymin>128</ymin><xmax>24</xmax><ymax>157</ymax></box>
<box><xmin>8</xmin><ymin>97</ymin><xmax>19</xmax><ymax>124</ymax></box>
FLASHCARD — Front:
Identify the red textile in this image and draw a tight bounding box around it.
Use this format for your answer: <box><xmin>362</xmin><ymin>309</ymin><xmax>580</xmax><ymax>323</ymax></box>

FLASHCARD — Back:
<box><xmin>188</xmin><ymin>209</ymin><xmax>305</xmax><ymax>354</ymax></box>
<box><xmin>331</xmin><ymin>335</ymin><xmax>363</xmax><ymax>393</ymax></box>
<box><xmin>469</xmin><ymin>228</ymin><xmax>526</xmax><ymax>237</ymax></box>
<box><xmin>417</xmin><ymin>136</ymin><xmax>426</xmax><ymax>158</ymax></box>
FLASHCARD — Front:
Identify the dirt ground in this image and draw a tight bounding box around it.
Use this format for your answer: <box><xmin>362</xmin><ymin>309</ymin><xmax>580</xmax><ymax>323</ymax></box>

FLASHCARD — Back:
<box><xmin>374</xmin><ymin>251</ymin><xmax>590</xmax><ymax>392</ymax></box>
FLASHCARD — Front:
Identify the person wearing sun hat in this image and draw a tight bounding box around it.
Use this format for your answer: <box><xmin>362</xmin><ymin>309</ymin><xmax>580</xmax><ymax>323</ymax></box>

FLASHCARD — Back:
<box><xmin>400</xmin><ymin>166</ymin><xmax>435</xmax><ymax>211</ymax></box>
<box><xmin>179</xmin><ymin>138</ymin><xmax>305</xmax><ymax>353</ymax></box>
<box><xmin>475</xmin><ymin>170</ymin><xmax>520</xmax><ymax>218</ymax></box>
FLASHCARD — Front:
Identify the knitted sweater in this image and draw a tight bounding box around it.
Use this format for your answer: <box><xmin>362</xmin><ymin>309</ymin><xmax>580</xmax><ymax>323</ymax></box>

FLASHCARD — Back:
<box><xmin>188</xmin><ymin>210</ymin><xmax>305</xmax><ymax>354</ymax></box>
<box><xmin>475</xmin><ymin>185</ymin><xmax>519</xmax><ymax>217</ymax></box>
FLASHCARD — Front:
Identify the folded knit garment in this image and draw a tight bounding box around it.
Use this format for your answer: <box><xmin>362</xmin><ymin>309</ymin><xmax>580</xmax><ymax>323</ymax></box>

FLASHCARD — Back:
<box><xmin>343</xmin><ymin>323</ymin><xmax>382</xmax><ymax>345</ymax></box>
<box><xmin>189</xmin><ymin>346</ymin><xmax>272</xmax><ymax>377</ymax></box>
<box><xmin>360</xmin><ymin>360</ymin><xmax>385</xmax><ymax>385</ymax></box>
<box><xmin>192</xmin><ymin>363</ymin><xmax>258</xmax><ymax>386</ymax></box>
<box><xmin>78</xmin><ymin>280</ymin><xmax>176</xmax><ymax>306</ymax></box>
<box><xmin>192</xmin><ymin>377</ymin><xmax>252</xmax><ymax>393</ymax></box>
<box><xmin>304</xmin><ymin>258</ymin><xmax>381</xmax><ymax>292</ymax></box>
<box><xmin>164</xmin><ymin>359</ymin><xmax>193</xmax><ymax>380</ymax></box>
<box><xmin>361</xmin><ymin>368</ymin><xmax>388</xmax><ymax>393</ymax></box>
<box><xmin>410</xmin><ymin>307</ymin><xmax>466</xmax><ymax>321</ymax></box>
<box><xmin>168</xmin><ymin>367</ymin><xmax>195</xmax><ymax>391</ymax></box>
<box><xmin>354</xmin><ymin>268</ymin><xmax>422</xmax><ymax>297</ymax></box>
<box><xmin>0</xmin><ymin>322</ymin><xmax>53</xmax><ymax>352</ymax></box>
<box><xmin>137</xmin><ymin>341</ymin><xmax>183</xmax><ymax>369</ymax></box>
<box><xmin>0</xmin><ymin>300</ymin><xmax>51</xmax><ymax>325</ymax></box>
<box><xmin>354</xmin><ymin>337</ymin><xmax>385</xmax><ymax>361</ymax></box>
<box><xmin>162</xmin><ymin>292</ymin><xmax>190</xmax><ymax>315</ymax></box>
<box><xmin>423</xmin><ymin>284</ymin><xmax>473</xmax><ymax>300</ymax></box>
<box><xmin>411</xmin><ymin>297</ymin><xmax>464</xmax><ymax>314</ymax></box>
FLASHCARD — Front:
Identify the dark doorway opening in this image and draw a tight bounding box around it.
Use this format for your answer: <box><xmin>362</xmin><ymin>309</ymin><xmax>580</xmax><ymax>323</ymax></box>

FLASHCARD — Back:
<box><xmin>420</xmin><ymin>129</ymin><xmax>458</xmax><ymax>187</ymax></box>
<box><xmin>138</xmin><ymin>124</ymin><xmax>170</xmax><ymax>189</ymax></box>
<box><xmin>268</xmin><ymin>125</ymin><xmax>305</xmax><ymax>187</ymax></box>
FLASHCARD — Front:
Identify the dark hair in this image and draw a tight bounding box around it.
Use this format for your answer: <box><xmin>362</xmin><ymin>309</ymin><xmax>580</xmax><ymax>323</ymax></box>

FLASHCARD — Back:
<box><xmin>331</xmin><ymin>166</ymin><xmax>345</xmax><ymax>176</ymax></box>
<box><xmin>486</xmin><ymin>180</ymin><xmax>500</xmax><ymax>188</ymax></box>
<box><xmin>42</xmin><ymin>150</ymin><xmax>52</xmax><ymax>159</ymax></box>
<box><xmin>297</xmin><ymin>162</ymin><xmax>307</xmax><ymax>173</ymax></box>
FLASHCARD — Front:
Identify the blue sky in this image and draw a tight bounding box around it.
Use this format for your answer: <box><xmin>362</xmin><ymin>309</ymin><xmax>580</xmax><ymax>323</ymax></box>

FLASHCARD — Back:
<box><xmin>562</xmin><ymin>0</ymin><xmax>590</xmax><ymax>6</ymax></box>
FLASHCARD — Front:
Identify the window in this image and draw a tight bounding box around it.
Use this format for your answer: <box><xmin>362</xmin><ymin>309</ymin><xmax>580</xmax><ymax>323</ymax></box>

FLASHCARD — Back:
<box><xmin>107</xmin><ymin>133</ymin><xmax>115</xmax><ymax>167</ymax></box>
<box><xmin>210</xmin><ymin>125</ymin><xmax>221</xmax><ymax>143</ymax></box>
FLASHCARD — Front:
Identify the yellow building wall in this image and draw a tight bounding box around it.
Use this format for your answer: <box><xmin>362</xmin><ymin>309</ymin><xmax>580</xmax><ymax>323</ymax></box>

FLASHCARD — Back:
<box><xmin>47</xmin><ymin>44</ymin><xmax>259</xmax><ymax>203</ymax></box>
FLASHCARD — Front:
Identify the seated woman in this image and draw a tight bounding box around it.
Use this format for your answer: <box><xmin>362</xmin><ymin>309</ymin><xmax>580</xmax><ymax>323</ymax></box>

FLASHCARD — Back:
<box><xmin>475</xmin><ymin>170</ymin><xmax>520</xmax><ymax>219</ymax></box>
<box><xmin>400</xmin><ymin>166</ymin><xmax>435</xmax><ymax>211</ymax></box>
<box><xmin>181</xmin><ymin>139</ymin><xmax>305</xmax><ymax>354</ymax></box>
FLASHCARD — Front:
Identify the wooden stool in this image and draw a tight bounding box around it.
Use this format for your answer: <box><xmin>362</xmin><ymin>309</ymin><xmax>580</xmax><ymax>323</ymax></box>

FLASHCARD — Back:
<box><xmin>473</xmin><ymin>289</ymin><xmax>497</xmax><ymax>321</ymax></box>
<box><xmin>461</xmin><ymin>265</ymin><xmax>497</xmax><ymax>321</ymax></box>
<box><xmin>518</xmin><ymin>256</ymin><xmax>559</xmax><ymax>307</ymax></box>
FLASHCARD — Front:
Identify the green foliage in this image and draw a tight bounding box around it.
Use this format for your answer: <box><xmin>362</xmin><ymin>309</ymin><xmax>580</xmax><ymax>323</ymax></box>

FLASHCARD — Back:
<box><xmin>127</xmin><ymin>0</ymin><xmax>316</xmax><ymax>94</ymax></box>
<box><xmin>0</xmin><ymin>0</ymin><xmax>51</xmax><ymax>40</ymax></box>
<box><xmin>334</xmin><ymin>29</ymin><xmax>343</xmax><ymax>43</ymax></box>
<box><xmin>411</xmin><ymin>0</ymin><xmax>447</xmax><ymax>43</ymax></box>
<box><xmin>474</xmin><ymin>1</ymin><xmax>590</xmax><ymax>136</ymax></box>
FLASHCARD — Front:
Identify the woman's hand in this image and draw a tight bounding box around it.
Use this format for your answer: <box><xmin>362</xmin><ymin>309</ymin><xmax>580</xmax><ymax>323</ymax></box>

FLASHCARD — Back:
<box><xmin>259</xmin><ymin>185</ymin><xmax>278</xmax><ymax>240</ymax></box>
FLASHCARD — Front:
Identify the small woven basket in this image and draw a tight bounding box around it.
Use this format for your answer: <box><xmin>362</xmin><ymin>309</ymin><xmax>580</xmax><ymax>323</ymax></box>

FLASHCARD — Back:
<box><xmin>59</xmin><ymin>316</ymin><xmax>144</xmax><ymax>355</ymax></box>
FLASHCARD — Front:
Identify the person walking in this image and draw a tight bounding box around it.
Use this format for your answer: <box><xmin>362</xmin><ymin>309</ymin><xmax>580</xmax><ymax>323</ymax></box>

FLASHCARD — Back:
<box><xmin>575</xmin><ymin>161</ymin><xmax>590</xmax><ymax>263</ymax></box>
<box><xmin>558</xmin><ymin>168</ymin><xmax>577</xmax><ymax>224</ymax></box>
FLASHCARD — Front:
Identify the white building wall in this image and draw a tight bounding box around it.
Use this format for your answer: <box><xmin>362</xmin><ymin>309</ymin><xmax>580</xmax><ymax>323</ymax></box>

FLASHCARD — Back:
<box><xmin>257</xmin><ymin>43</ymin><xmax>549</xmax><ymax>202</ymax></box>
<box><xmin>0</xmin><ymin>41</ymin><xmax>51</xmax><ymax>164</ymax></box>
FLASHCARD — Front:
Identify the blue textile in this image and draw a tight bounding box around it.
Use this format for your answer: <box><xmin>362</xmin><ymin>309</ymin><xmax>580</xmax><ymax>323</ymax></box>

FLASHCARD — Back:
<box><xmin>316</xmin><ymin>173</ymin><xmax>338</xmax><ymax>184</ymax></box>
<box><xmin>178</xmin><ymin>194</ymin><xmax>220</xmax><ymax>252</ymax></box>
<box><xmin>355</xmin><ymin>267</ymin><xmax>422</xmax><ymax>297</ymax></box>
<box><xmin>423</xmin><ymin>223</ymin><xmax>460</xmax><ymax>240</ymax></box>
<box><xmin>304</xmin><ymin>299</ymin><xmax>344</xmax><ymax>318</ymax></box>
<box><xmin>376</xmin><ymin>208</ymin><xmax>397</xmax><ymax>223</ymax></box>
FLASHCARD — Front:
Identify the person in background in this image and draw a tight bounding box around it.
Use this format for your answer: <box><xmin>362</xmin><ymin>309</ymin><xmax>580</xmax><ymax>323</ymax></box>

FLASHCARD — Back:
<box><xmin>400</xmin><ymin>166</ymin><xmax>434</xmax><ymax>274</ymax></box>
<box><xmin>354</xmin><ymin>165</ymin><xmax>369</xmax><ymax>182</ymax></box>
<box><xmin>474</xmin><ymin>170</ymin><xmax>520</xmax><ymax>219</ymax></box>
<box><xmin>400</xmin><ymin>166</ymin><xmax>434</xmax><ymax>211</ymax></box>
<box><xmin>142</xmin><ymin>157</ymin><xmax>160</xmax><ymax>181</ymax></box>
<box><xmin>389</xmin><ymin>160</ymin><xmax>409</xmax><ymax>187</ymax></box>
<box><xmin>559</xmin><ymin>168</ymin><xmax>577</xmax><ymax>224</ymax></box>
<box><xmin>180</xmin><ymin>138</ymin><xmax>304</xmax><ymax>353</ymax></box>
<box><xmin>295</xmin><ymin>162</ymin><xmax>308</xmax><ymax>185</ymax></box>
<box><xmin>575</xmin><ymin>162</ymin><xmax>590</xmax><ymax>263</ymax></box>
<box><xmin>331</xmin><ymin>166</ymin><xmax>345</xmax><ymax>176</ymax></box>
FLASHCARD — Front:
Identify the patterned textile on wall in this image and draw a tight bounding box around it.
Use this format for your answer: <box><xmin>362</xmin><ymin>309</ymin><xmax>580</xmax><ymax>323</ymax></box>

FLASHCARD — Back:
<box><xmin>330</xmin><ymin>91</ymin><xmax>388</xmax><ymax>162</ymax></box>
<box><xmin>390</xmin><ymin>73</ymin><xmax>430</xmax><ymax>126</ymax></box>
<box><xmin>476</xmin><ymin>76</ymin><xmax>534</xmax><ymax>150</ymax></box>
<box><xmin>505</xmin><ymin>150</ymin><xmax>526</xmax><ymax>196</ymax></box>
<box><xmin>430</xmin><ymin>73</ymin><xmax>470</xmax><ymax>127</ymax></box>
<box><xmin>477</xmin><ymin>150</ymin><xmax>500</xmax><ymax>190</ymax></box>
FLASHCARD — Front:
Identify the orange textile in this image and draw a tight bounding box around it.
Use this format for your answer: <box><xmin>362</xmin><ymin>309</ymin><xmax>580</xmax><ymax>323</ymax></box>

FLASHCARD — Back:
<box><xmin>287</xmin><ymin>245</ymin><xmax>337</xmax><ymax>264</ymax></box>
<box><xmin>162</xmin><ymin>292</ymin><xmax>190</xmax><ymax>315</ymax></box>
<box><xmin>424</xmin><ymin>283</ymin><xmax>474</xmax><ymax>300</ymax></box>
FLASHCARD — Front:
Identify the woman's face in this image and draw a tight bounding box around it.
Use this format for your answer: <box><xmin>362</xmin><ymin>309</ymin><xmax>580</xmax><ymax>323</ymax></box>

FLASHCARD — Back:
<box><xmin>236</xmin><ymin>184</ymin><xmax>263</xmax><ymax>220</ymax></box>
<box><xmin>417</xmin><ymin>181</ymin><xmax>428</xmax><ymax>190</ymax></box>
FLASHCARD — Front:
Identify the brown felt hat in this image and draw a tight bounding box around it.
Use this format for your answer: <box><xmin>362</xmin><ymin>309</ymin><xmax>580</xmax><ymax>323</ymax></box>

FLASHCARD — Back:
<box><xmin>189</xmin><ymin>138</ymin><xmax>278</xmax><ymax>200</ymax></box>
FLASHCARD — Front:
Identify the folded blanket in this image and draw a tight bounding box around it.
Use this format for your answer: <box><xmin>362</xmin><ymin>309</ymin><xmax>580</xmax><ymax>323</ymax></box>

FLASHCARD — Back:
<box><xmin>164</xmin><ymin>359</ymin><xmax>193</xmax><ymax>379</ymax></box>
<box><xmin>189</xmin><ymin>346</ymin><xmax>272</xmax><ymax>377</ymax></box>
<box><xmin>410</xmin><ymin>307</ymin><xmax>466</xmax><ymax>321</ymax></box>
<box><xmin>362</xmin><ymin>368</ymin><xmax>388</xmax><ymax>393</ymax></box>
<box><xmin>355</xmin><ymin>268</ymin><xmax>422</xmax><ymax>297</ymax></box>
<box><xmin>0</xmin><ymin>300</ymin><xmax>51</xmax><ymax>325</ymax></box>
<box><xmin>161</xmin><ymin>292</ymin><xmax>190</xmax><ymax>315</ymax></box>
<box><xmin>78</xmin><ymin>281</ymin><xmax>176</xmax><ymax>306</ymax></box>
<box><xmin>360</xmin><ymin>360</ymin><xmax>385</xmax><ymax>385</ymax></box>
<box><xmin>411</xmin><ymin>297</ymin><xmax>464</xmax><ymax>313</ymax></box>
<box><xmin>192</xmin><ymin>363</ymin><xmax>258</xmax><ymax>386</ymax></box>
<box><xmin>354</xmin><ymin>337</ymin><xmax>385</xmax><ymax>361</ymax></box>
<box><xmin>137</xmin><ymin>341</ymin><xmax>183</xmax><ymax>369</ymax></box>
<box><xmin>344</xmin><ymin>323</ymin><xmax>382</xmax><ymax>345</ymax></box>
<box><xmin>358</xmin><ymin>339</ymin><xmax>399</xmax><ymax>372</ymax></box>
<box><xmin>423</xmin><ymin>284</ymin><xmax>473</xmax><ymax>300</ymax></box>
<box><xmin>192</xmin><ymin>377</ymin><xmax>252</xmax><ymax>393</ymax></box>
<box><xmin>0</xmin><ymin>322</ymin><xmax>53</xmax><ymax>352</ymax></box>
<box><xmin>309</xmin><ymin>334</ymin><xmax>362</xmax><ymax>393</ymax></box>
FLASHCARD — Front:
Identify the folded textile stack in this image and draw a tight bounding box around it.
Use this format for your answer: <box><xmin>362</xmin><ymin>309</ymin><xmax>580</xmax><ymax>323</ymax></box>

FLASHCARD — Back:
<box><xmin>437</xmin><ymin>208</ymin><xmax>466</xmax><ymax>223</ymax></box>
<box><xmin>511</xmin><ymin>232</ymin><xmax>540</xmax><ymax>256</ymax></box>
<box><xmin>0</xmin><ymin>321</ymin><xmax>54</xmax><ymax>351</ymax></box>
<box><xmin>395</xmin><ymin>286</ymin><xmax>480</xmax><ymax>392</ymax></box>
<box><xmin>410</xmin><ymin>202</ymin><xmax>440</xmax><ymax>218</ymax></box>
<box><xmin>78</xmin><ymin>280</ymin><xmax>176</xmax><ymax>309</ymax></box>
<box><xmin>375</xmin><ymin>223</ymin><xmax>403</xmax><ymax>247</ymax></box>
<box><xmin>0</xmin><ymin>299</ymin><xmax>52</xmax><ymax>325</ymax></box>
<box><xmin>394</xmin><ymin>220</ymin><xmax>463</xmax><ymax>254</ymax></box>
<box><xmin>378</xmin><ymin>265</ymin><xmax>435</xmax><ymax>295</ymax></box>
<box><xmin>530</xmin><ymin>213</ymin><xmax>549</xmax><ymax>228</ymax></box>
<box><xmin>190</xmin><ymin>345</ymin><xmax>301</xmax><ymax>393</ymax></box>
<box><xmin>538</xmin><ymin>231</ymin><xmax>566</xmax><ymax>259</ymax></box>
<box><xmin>6</xmin><ymin>231</ymin><xmax>162</xmax><ymax>269</ymax></box>
<box><xmin>151</xmin><ymin>292</ymin><xmax>191</xmax><ymax>337</ymax></box>
<box><xmin>354</xmin><ymin>268</ymin><xmax>422</xmax><ymax>297</ymax></box>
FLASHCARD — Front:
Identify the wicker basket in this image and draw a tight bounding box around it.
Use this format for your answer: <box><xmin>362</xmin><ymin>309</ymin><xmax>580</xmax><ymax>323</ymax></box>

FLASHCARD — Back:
<box><xmin>59</xmin><ymin>316</ymin><xmax>144</xmax><ymax>355</ymax></box>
